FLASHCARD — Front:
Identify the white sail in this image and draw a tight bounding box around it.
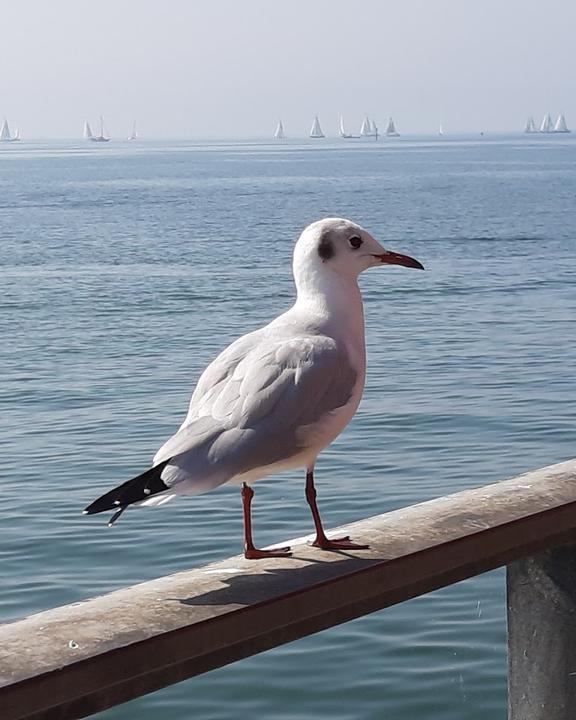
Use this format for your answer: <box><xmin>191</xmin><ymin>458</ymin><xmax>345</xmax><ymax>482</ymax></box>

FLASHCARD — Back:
<box><xmin>338</xmin><ymin>115</ymin><xmax>357</xmax><ymax>139</ymax></box>
<box><xmin>91</xmin><ymin>116</ymin><xmax>110</xmax><ymax>142</ymax></box>
<box><xmin>386</xmin><ymin>117</ymin><xmax>400</xmax><ymax>136</ymax></box>
<box><xmin>540</xmin><ymin>113</ymin><xmax>553</xmax><ymax>133</ymax></box>
<box><xmin>438</xmin><ymin>124</ymin><xmax>444</xmax><ymax>136</ymax></box>
<box><xmin>274</xmin><ymin>120</ymin><xmax>285</xmax><ymax>139</ymax></box>
<box><xmin>84</xmin><ymin>116</ymin><xmax>110</xmax><ymax>142</ymax></box>
<box><xmin>0</xmin><ymin>119</ymin><xmax>21</xmax><ymax>142</ymax></box>
<box><xmin>0</xmin><ymin>119</ymin><xmax>12</xmax><ymax>142</ymax></box>
<box><xmin>360</xmin><ymin>116</ymin><xmax>372</xmax><ymax>136</ymax></box>
<box><xmin>524</xmin><ymin>116</ymin><xmax>537</xmax><ymax>133</ymax></box>
<box><xmin>310</xmin><ymin>115</ymin><xmax>325</xmax><ymax>138</ymax></box>
<box><xmin>370</xmin><ymin>120</ymin><xmax>378</xmax><ymax>135</ymax></box>
<box><xmin>554</xmin><ymin>113</ymin><xmax>569</xmax><ymax>133</ymax></box>
<box><xmin>128</xmin><ymin>121</ymin><xmax>137</xmax><ymax>141</ymax></box>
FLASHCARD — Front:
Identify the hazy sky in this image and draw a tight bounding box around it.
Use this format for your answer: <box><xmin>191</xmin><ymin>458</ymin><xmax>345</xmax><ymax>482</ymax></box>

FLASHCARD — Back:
<box><xmin>1</xmin><ymin>0</ymin><xmax>575</xmax><ymax>138</ymax></box>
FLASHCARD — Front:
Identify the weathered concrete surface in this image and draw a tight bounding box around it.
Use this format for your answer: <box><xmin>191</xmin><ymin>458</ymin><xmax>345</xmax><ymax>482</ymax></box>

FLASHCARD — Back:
<box><xmin>1</xmin><ymin>459</ymin><xmax>576</xmax><ymax>720</ymax></box>
<box><xmin>508</xmin><ymin>545</ymin><xmax>576</xmax><ymax>720</ymax></box>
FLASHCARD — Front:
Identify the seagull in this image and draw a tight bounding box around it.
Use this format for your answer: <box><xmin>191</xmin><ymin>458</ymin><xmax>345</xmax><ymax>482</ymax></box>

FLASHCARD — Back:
<box><xmin>84</xmin><ymin>218</ymin><xmax>424</xmax><ymax>558</ymax></box>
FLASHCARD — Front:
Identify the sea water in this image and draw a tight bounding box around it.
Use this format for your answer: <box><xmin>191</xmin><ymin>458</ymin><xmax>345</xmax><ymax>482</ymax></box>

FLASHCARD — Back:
<box><xmin>1</xmin><ymin>135</ymin><xmax>575</xmax><ymax>719</ymax></box>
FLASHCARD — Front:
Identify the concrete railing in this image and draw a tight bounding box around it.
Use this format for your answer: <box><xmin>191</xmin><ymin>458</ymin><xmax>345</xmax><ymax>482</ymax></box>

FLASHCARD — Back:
<box><xmin>2</xmin><ymin>459</ymin><xmax>576</xmax><ymax>720</ymax></box>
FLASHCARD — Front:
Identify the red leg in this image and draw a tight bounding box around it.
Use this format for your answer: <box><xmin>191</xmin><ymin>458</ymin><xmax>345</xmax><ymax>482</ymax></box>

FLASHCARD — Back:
<box><xmin>241</xmin><ymin>483</ymin><xmax>291</xmax><ymax>559</ymax></box>
<box><xmin>305</xmin><ymin>470</ymin><xmax>369</xmax><ymax>551</ymax></box>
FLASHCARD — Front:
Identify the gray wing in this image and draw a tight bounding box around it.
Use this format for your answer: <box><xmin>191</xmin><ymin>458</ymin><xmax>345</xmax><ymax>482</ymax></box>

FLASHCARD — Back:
<box><xmin>153</xmin><ymin>332</ymin><xmax>357</xmax><ymax>489</ymax></box>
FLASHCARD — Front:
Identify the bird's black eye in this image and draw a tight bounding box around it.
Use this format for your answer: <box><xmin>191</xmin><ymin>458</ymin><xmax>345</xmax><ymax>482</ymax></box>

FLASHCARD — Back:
<box><xmin>349</xmin><ymin>235</ymin><xmax>363</xmax><ymax>250</ymax></box>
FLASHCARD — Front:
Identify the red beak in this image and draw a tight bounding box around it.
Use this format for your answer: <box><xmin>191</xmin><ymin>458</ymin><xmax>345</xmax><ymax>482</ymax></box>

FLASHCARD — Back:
<box><xmin>374</xmin><ymin>250</ymin><xmax>424</xmax><ymax>270</ymax></box>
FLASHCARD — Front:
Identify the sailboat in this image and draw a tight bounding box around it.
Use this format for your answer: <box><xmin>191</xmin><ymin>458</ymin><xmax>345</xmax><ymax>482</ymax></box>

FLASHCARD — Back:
<box><xmin>553</xmin><ymin>113</ymin><xmax>570</xmax><ymax>133</ymax></box>
<box><xmin>539</xmin><ymin>113</ymin><xmax>553</xmax><ymax>134</ymax></box>
<box><xmin>338</xmin><ymin>115</ymin><xmax>357</xmax><ymax>139</ymax></box>
<box><xmin>360</xmin><ymin>116</ymin><xmax>372</xmax><ymax>136</ymax></box>
<box><xmin>310</xmin><ymin>115</ymin><xmax>325</xmax><ymax>138</ymax></box>
<box><xmin>358</xmin><ymin>116</ymin><xmax>378</xmax><ymax>139</ymax></box>
<box><xmin>438</xmin><ymin>124</ymin><xmax>445</xmax><ymax>136</ymax></box>
<box><xmin>84</xmin><ymin>116</ymin><xmax>110</xmax><ymax>142</ymax></box>
<box><xmin>0</xmin><ymin>118</ymin><xmax>20</xmax><ymax>143</ymax></box>
<box><xmin>524</xmin><ymin>116</ymin><xmax>537</xmax><ymax>134</ymax></box>
<box><xmin>386</xmin><ymin>117</ymin><xmax>400</xmax><ymax>137</ymax></box>
<box><xmin>127</xmin><ymin>121</ymin><xmax>137</xmax><ymax>141</ymax></box>
<box><xmin>274</xmin><ymin>120</ymin><xmax>285</xmax><ymax>139</ymax></box>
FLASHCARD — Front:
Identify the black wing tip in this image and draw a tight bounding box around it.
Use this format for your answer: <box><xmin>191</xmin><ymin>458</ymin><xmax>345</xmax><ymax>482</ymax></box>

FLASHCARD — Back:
<box><xmin>83</xmin><ymin>503</ymin><xmax>101</xmax><ymax>515</ymax></box>
<box><xmin>83</xmin><ymin>497</ymin><xmax>112</xmax><ymax>515</ymax></box>
<box><xmin>107</xmin><ymin>505</ymin><xmax>128</xmax><ymax>527</ymax></box>
<box><xmin>83</xmin><ymin>458</ymin><xmax>172</xmax><ymax>517</ymax></box>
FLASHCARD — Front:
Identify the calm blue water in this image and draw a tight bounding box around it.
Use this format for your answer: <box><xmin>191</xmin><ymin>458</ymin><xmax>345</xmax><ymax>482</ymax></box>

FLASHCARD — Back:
<box><xmin>1</xmin><ymin>135</ymin><xmax>575</xmax><ymax>719</ymax></box>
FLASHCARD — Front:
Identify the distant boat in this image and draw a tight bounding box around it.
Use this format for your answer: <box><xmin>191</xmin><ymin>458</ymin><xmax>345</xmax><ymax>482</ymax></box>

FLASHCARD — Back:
<box><xmin>310</xmin><ymin>115</ymin><xmax>325</xmax><ymax>138</ymax></box>
<box><xmin>339</xmin><ymin>115</ymin><xmax>350</xmax><ymax>138</ymax></box>
<box><xmin>84</xmin><ymin>116</ymin><xmax>110</xmax><ymax>142</ymax></box>
<box><xmin>360</xmin><ymin>116</ymin><xmax>372</xmax><ymax>136</ymax></box>
<box><xmin>358</xmin><ymin>116</ymin><xmax>378</xmax><ymax>139</ymax></box>
<box><xmin>127</xmin><ymin>121</ymin><xmax>137</xmax><ymax>141</ymax></box>
<box><xmin>338</xmin><ymin>115</ymin><xmax>358</xmax><ymax>139</ymax></box>
<box><xmin>539</xmin><ymin>113</ymin><xmax>553</xmax><ymax>134</ymax></box>
<box><xmin>385</xmin><ymin>117</ymin><xmax>400</xmax><ymax>137</ymax></box>
<box><xmin>0</xmin><ymin>118</ymin><xmax>20</xmax><ymax>143</ymax></box>
<box><xmin>438</xmin><ymin>124</ymin><xmax>445</xmax><ymax>136</ymax></box>
<box><xmin>274</xmin><ymin>120</ymin><xmax>285</xmax><ymax>139</ymax></box>
<box><xmin>553</xmin><ymin>113</ymin><xmax>570</xmax><ymax>133</ymax></box>
<box><xmin>524</xmin><ymin>116</ymin><xmax>537</xmax><ymax>134</ymax></box>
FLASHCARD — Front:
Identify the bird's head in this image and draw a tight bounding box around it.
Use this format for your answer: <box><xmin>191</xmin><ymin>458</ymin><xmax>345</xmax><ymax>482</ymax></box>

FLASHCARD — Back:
<box><xmin>293</xmin><ymin>218</ymin><xmax>424</xmax><ymax>286</ymax></box>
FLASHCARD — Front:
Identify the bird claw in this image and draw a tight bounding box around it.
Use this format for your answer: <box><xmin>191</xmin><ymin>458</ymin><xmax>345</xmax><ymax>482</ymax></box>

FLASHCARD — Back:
<box><xmin>244</xmin><ymin>546</ymin><xmax>292</xmax><ymax>560</ymax></box>
<box><xmin>312</xmin><ymin>536</ymin><xmax>369</xmax><ymax>551</ymax></box>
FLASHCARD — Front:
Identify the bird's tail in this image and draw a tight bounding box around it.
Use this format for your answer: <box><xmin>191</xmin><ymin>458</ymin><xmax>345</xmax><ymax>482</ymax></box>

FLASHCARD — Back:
<box><xmin>83</xmin><ymin>459</ymin><xmax>172</xmax><ymax>526</ymax></box>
